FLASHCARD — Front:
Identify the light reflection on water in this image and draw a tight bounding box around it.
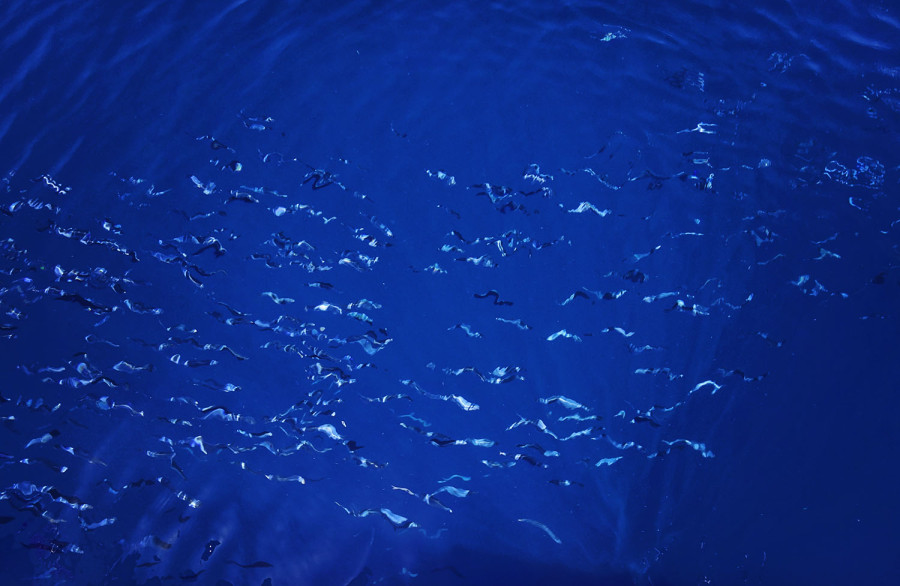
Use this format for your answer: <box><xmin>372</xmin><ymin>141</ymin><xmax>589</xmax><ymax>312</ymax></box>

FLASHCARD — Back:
<box><xmin>0</xmin><ymin>1</ymin><xmax>897</xmax><ymax>584</ymax></box>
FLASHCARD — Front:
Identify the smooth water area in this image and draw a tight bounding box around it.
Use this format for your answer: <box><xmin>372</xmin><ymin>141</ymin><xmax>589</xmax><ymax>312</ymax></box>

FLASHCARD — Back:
<box><xmin>1</xmin><ymin>1</ymin><xmax>898</xmax><ymax>584</ymax></box>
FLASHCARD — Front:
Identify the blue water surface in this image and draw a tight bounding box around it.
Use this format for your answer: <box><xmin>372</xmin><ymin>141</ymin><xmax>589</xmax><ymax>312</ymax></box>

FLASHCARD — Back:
<box><xmin>1</xmin><ymin>1</ymin><xmax>898</xmax><ymax>584</ymax></box>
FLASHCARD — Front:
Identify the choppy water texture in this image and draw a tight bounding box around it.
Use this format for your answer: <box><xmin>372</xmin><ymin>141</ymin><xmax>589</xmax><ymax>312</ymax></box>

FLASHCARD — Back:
<box><xmin>1</xmin><ymin>1</ymin><xmax>898</xmax><ymax>584</ymax></box>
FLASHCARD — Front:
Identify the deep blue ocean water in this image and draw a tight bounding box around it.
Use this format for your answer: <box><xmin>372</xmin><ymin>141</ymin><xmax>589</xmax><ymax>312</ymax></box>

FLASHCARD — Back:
<box><xmin>1</xmin><ymin>1</ymin><xmax>898</xmax><ymax>584</ymax></box>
